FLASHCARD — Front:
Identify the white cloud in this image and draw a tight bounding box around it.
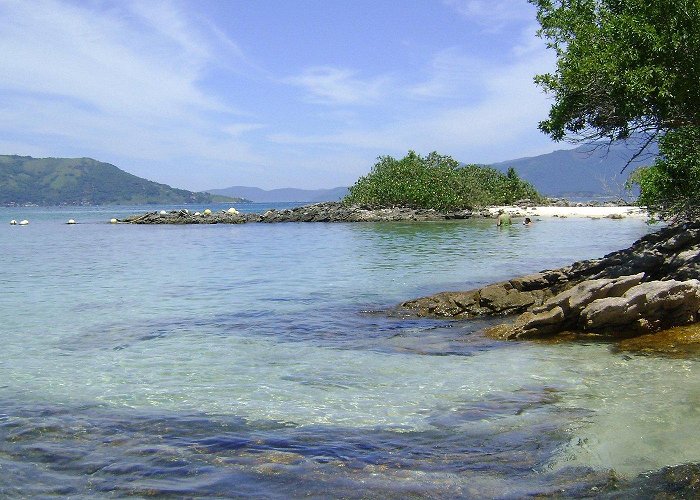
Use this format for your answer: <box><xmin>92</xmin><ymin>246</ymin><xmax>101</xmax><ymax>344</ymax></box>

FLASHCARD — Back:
<box><xmin>0</xmin><ymin>0</ymin><xmax>271</xmax><ymax>188</ymax></box>
<box><xmin>284</xmin><ymin>66</ymin><xmax>391</xmax><ymax>105</ymax></box>
<box><xmin>0</xmin><ymin>0</ymin><xmax>225</xmax><ymax>118</ymax></box>
<box><xmin>444</xmin><ymin>0</ymin><xmax>535</xmax><ymax>31</ymax></box>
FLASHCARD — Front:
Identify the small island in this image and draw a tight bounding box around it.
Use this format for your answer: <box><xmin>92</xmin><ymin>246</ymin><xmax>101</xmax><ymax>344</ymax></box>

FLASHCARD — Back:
<box><xmin>119</xmin><ymin>151</ymin><xmax>550</xmax><ymax>224</ymax></box>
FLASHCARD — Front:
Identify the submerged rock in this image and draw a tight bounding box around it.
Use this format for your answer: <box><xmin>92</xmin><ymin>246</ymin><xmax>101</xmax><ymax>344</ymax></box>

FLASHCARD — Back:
<box><xmin>609</xmin><ymin>462</ymin><xmax>700</xmax><ymax>498</ymax></box>
<box><xmin>614</xmin><ymin>323</ymin><xmax>700</xmax><ymax>357</ymax></box>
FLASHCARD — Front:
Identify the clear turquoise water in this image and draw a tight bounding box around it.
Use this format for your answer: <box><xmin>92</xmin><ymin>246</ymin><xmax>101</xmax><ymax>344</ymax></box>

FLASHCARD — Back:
<box><xmin>1</xmin><ymin>205</ymin><xmax>699</xmax><ymax>497</ymax></box>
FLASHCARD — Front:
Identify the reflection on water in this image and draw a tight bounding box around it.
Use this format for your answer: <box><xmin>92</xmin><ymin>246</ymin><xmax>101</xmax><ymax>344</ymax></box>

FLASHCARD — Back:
<box><xmin>2</xmin><ymin>206</ymin><xmax>697</xmax><ymax>496</ymax></box>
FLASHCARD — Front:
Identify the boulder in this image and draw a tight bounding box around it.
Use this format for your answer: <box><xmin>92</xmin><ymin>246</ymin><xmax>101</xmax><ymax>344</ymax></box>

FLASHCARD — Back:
<box><xmin>581</xmin><ymin>279</ymin><xmax>700</xmax><ymax>333</ymax></box>
<box><xmin>400</xmin><ymin>275</ymin><xmax>553</xmax><ymax>318</ymax></box>
<box><xmin>500</xmin><ymin>276</ymin><xmax>700</xmax><ymax>339</ymax></box>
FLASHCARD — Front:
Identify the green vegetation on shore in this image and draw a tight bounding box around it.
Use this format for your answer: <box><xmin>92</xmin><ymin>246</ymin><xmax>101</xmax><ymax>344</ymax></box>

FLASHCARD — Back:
<box><xmin>343</xmin><ymin>151</ymin><xmax>543</xmax><ymax>210</ymax></box>
<box><xmin>631</xmin><ymin>126</ymin><xmax>700</xmax><ymax>221</ymax></box>
<box><xmin>531</xmin><ymin>0</ymin><xmax>700</xmax><ymax>221</ymax></box>
<box><xmin>0</xmin><ymin>155</ymin><xmax>242</xmax><ymax>206</ymax></box>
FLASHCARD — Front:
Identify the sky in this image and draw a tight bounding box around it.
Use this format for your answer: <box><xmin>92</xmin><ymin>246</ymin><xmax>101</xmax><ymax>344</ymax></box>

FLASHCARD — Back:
<box><xmin>0</xmin><ymin>0</ymin><xmax>562</xmax><ymax>191</ymax></box>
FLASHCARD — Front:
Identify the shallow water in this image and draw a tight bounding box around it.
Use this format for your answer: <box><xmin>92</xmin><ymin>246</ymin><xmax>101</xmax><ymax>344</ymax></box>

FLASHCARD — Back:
<box><xmin>1</xmin><ymin>204</ymin><xmax>697</xmax><ymax>497</ymax></box>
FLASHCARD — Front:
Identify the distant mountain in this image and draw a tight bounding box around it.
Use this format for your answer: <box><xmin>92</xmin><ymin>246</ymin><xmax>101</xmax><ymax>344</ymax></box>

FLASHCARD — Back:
<box><xmin>0</xmin><ymin>155</ymin><xmax>240</xmax><ymax>206</ymax></box>
<box><xmin>207</xmin><ymin>185</ymin><xmax>349</xmax><ymax>203</ymax></box>
<box><xmin>490</xmin><ymin>142</ymin><xmax>658</xmax><ymax>198</ymax></box>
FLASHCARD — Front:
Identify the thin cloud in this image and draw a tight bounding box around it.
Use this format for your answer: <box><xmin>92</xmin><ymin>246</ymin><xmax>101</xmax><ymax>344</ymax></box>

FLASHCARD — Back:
<box><xmin>0</xmin><ymin>0</ymin><xmax>267</xmax><ymax>185</ymax></box>
<box><xmin>284</xmin><ymin>66</ymin><xmax>391</xmax><ymax>105</ymax></box>
<box><xmin>444</xmin><ymin>0</ymin><xmax>535</xmax><ymax>31</ymax></box>
<box><xmin>0</xmin><ymin>0</ymin><xmax>559</xmax><ymax>191</ymax></box>
<box><xmin>0</xmin><ymin>0</ymin><xmax>227</xmax><ymax>116</ymax></box>
<box><xmin>270</xmin><ymin>41</ymin><xmax>556</xmax><ymax>164</ymax></box>
<box><xmin>127</xmin><ymin>0</ymin><xmax>212</xmax><ymax>60</ymax></box>
<box><xmin>407</xmin><ymin>48</ymin><xmax>486</xmax><ymax>100</ymax></box>
<box><xmin>129</xmin><ymin>0</ymin><xmax>266</xmax><ymax>78</ymax></box>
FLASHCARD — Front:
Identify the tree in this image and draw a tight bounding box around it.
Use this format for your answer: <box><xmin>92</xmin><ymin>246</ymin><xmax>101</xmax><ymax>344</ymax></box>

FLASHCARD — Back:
<box><xmin>532</xmin><ymin>0</ymin><xmax>700</xmax><ymax>145</ymax></box>
<box><xmin>343</xmin><ymin>151</ymin><xmax>543</xmax><ymax>210</ymax></box>
<box><xmin>630</xmin><ymin>127</ymin><xmax>700</xmax><ymax>220</ymax></box>
<box><xmin>530</xmin><ymin>0</ymin><xmax>700</xmax><ymax>220</ymax></box>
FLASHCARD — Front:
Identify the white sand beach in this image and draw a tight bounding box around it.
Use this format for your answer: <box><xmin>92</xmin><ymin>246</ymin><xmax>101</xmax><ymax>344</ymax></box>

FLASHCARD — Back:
<box><xmin>489</xmin><ymin>205</ymin><xmax>649</xmax><ymax>219</ymax></box>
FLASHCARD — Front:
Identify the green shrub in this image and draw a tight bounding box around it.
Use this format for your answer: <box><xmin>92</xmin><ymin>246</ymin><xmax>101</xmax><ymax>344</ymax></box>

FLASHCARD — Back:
<box><xmin>343</xmin><ymin>151</ymin><xmax>543</xmax><ymax>210</ymax></box>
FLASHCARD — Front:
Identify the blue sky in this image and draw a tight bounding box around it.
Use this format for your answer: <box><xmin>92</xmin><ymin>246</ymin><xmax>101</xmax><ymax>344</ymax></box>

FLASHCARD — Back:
<box><xmin>0</xmin><ymin>0</ymin><xmax>561</xmax><ymax>191</ymax></box>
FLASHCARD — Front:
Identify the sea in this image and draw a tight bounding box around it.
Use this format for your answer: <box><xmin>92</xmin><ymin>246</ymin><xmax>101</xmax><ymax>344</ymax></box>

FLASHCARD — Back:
<box><xmin>1</xmin><ymin>203</ymin><xmax>699</xmax><ymax>498</ymax></box>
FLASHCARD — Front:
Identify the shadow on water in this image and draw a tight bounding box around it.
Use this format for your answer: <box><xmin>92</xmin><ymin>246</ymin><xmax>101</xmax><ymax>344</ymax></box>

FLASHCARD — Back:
<box><xmin>58</xmin><ymin>304</ymin><xmax>508</xmax><ymax>358</ymax></box>
<box><xmin>0</xmin><ymin>391</ymin><xmax>635</xmax><ymax>498</ymax></box>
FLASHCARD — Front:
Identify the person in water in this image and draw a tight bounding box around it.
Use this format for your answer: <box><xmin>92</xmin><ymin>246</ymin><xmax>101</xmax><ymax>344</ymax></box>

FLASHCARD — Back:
<box><xmin>496</xmin><ymin>210</ymin><xmax>512</xmax><ymax>226</ymax></box>
<box><xmin>523</xmin><ymin>217</ymin><xmax>532</xmax><ymax>225</ymax></box>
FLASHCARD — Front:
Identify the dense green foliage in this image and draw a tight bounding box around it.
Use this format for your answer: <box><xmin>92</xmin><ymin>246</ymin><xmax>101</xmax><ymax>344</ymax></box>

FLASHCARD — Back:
<box><xmin>343</xmin><ymin>151</ymin><xmax>543</xmax><ymax>210</ymax></box>
<box><xmin>531</xmin><ymin>0</ymin><xmax>700</xmax><ymax>220</ymax></box>
<box><xmin>531</xmin><ymin>0</ymin><xmax>700</xmax><ymax>143</ymax></box>
<box><xmin>0</xmin><ymin>155</ymin><xmax>216</xmax><ymax>206</ymax></box>
<box><xmin>630</xmin><ymin>127</ymin><xmax>700</xmax><ymax>221</ymax></box>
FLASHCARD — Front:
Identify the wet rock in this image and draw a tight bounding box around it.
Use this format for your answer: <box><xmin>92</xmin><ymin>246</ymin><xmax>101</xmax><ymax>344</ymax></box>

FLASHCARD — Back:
<box><xmin>614</xmin><ymin>323</ymin><xmax>700</xmax><ymax>357</ymax></box>
<box><xmin>400</xmin><ymin>279</ymin><xmax>552</xmax><ymax>319</ymax></box>
<box><xmin>609</xmin><ymin>462</ymin><xmax>700</xmax><ymax>498</ymax></box>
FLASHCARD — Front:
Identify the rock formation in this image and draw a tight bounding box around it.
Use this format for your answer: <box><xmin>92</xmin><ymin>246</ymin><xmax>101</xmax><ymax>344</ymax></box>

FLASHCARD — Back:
<box><xmin>496</xmin><ymin>275</ymin><xmax>700</xmax><ymax>339</ymax></box>
<box><xmin>400</xmin><ymin>222</ymin><xmax>700</xmax><ymax>339</ymax></box>
<box><xmin>120</xmin><ymin>203</ymin><xmax>480</xmax><ymax>225</ymax></box>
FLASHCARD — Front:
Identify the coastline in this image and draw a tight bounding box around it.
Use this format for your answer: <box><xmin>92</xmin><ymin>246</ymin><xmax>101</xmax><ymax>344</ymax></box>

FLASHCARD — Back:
<box><xmin>118</xmin><ymin>201</ymin><xmax>649</xmax><ymax>225</ymax></box>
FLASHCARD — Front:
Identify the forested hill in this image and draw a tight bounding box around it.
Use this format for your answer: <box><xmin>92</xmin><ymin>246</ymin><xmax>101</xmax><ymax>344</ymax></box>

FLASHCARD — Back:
<box><xmin>0</xmin><ymin>155</ymin><xmax>218</xmax><ymax>206</ymax></box>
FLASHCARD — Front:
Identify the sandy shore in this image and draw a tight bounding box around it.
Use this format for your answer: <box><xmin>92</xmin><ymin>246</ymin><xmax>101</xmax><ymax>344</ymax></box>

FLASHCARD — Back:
<box><xmin>488</xmin><ymin>205</ymin><xmax>648</xmax><ymax>219</ymax></box>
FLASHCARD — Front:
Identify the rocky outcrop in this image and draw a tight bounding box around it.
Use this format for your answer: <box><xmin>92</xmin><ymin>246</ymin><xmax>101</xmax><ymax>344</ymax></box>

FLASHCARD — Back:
<box><xmin>495</xmin><ymin>275</ymin><xmax>700</xmax><ymax>339</ymax></box>
<box><xmin>400</xmin><ymin>222</ymin><xmax>700</xmax><ymax>339</ymax></box>
<box><xmin>120</xmin><ymin>203</ymin><xmax>480</xmax><ymax>224</ymax></box>
<box><xmin>400</xmin><ymin>273</ymin><xmax>560</xmax><ymax>318</ymax></box>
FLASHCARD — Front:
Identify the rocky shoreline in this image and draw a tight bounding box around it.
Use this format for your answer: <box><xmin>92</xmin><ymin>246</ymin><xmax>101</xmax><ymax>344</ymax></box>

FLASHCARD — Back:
<box><xmin>118</xmin><ymin>200</ymin><xmax>643</xmax><ymax>225</ymax></box>
<box><xmin>400</xmin><ymin>221</ymin><xmax>700</xmax><ymax>343</ymax></box>
<box><xmin>118</xmin><ymin>202</ymin><xmax>479</xmax><ymax>224</ymax></box>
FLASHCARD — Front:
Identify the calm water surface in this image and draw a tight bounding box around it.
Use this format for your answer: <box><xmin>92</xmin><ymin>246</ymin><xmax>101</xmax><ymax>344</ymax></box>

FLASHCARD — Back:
<box><xmin>1</xmin><ymin>204</ymin><xmax>698</xmax><ymax>498</ymax></box>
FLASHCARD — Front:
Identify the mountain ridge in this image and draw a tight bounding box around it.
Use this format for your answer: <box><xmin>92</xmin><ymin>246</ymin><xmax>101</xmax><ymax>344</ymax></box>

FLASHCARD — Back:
<box><xmin>0</xmin><ymin>155</ymin><xmax>241</xmax><ymax>206</ymax></box>
<box><xmin>1</xmin><ymin>142</ymin><xmax>658</xmax><ymax>206</ymax></box>
<box><xmin>490</xmin><ymin>141</ymin><xmax>657</xmax><ymax>197</ymax></box>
